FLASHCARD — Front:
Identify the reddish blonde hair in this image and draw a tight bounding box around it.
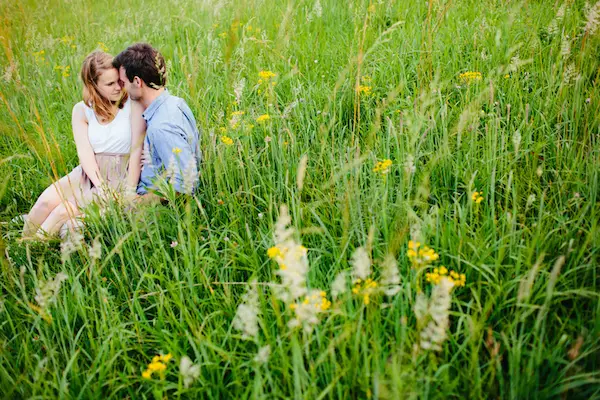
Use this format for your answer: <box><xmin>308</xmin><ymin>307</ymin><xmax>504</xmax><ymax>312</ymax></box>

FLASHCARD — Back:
<box><xmin>80</xmin><ymin>51</ymin><xmax>127</xmax><ymax>122</ymax></box>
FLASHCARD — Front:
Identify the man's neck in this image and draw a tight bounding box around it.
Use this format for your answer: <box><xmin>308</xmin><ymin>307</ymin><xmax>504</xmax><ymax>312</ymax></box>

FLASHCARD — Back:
<box><xmin>141</xmin><ymin>87</ymin><xmax>165</xmax><ymax>109</ymax></box>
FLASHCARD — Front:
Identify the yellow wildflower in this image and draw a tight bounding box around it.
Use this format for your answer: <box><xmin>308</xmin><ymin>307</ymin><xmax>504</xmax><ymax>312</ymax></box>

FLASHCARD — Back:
<box><xmin>256</xmin><ymin>114</ymin><xmax>270</xmax><ymax>123</ymax></box>
<box><xmin>267</xmin><ymin>246</ymin><xmax>281</xmax><ymax>259</ymax></box>
<box><xmin>221</xmin><ymin>135</ymin><xmax>234</xmax><ymax>145</ymax></box>
<box><xmin>448</xmin><ymin>270</ymin><xmax>466</xmax><ymax>287</ymax></box>
<box><xmin>373</xmin><ymin>159</ymin><xmax>392</xmax><ymax>175</ymax></box>
<box><xmin>352</xmin><ymin>278</ymin><xmax>378</xmax><ymax>305</ymax></box>
<box><xmin>97</xmin><ymin>42</ymin><xmax>109</xmax><ymax>52</ymax></box>
<box><xmin>407</xmin><ymin>241</ymin><xmax>440</xmax><ymax>269</ymax></box>
<box><xmin>33</xmin><ymin>50</ymin><xmax>46</xmax><ymax>63</ymax></box>
<box><xmin>172</xmin><ymin>147</ymin><xmax>182</xmax><ymax>155</ymax></box>
<box><xmin>219</xmin><ymin>32</ymin><xmax>228</xmax><ymax>39</ymax></box>
<box><xmin>357</xmin><ymin>84</ymin><xmax>372</xmax><ymax>96</ymax></box>
<box><xmin>142</xmin><ymin>353</ymin><xmax>172</xmax><ymax>380</ymax></box>
<box><xmin>471</xmin><ymin>190</ymin><xmax>484</xmax><ymax>204</ymax></box>
<box><xmin>148</xmin><ymin>361</ymin><xmax>166</xmax><ymax>372</ymax></box>
<box><xmin>258</xmin><ymin>70</ymin><xmax>276</xmax><ymax>80</ymax></box>
<box><xmin>458</xmin><ymin>71</ymin><xmax>483</xmax><ymax>85</ymax></box>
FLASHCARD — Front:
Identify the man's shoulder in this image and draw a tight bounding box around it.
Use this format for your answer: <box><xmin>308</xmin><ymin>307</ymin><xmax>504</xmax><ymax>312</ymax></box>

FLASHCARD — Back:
<box><xmin>153</xmin><ymin>95</ymin><xmax>190</xmax><ymax>118</ymax></box>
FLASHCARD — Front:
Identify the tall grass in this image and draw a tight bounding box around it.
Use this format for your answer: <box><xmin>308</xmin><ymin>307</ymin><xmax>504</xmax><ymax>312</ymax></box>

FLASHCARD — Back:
<box><xmin>1</xmin><ymin>0</ymin><xmax>599</xmax><ymax>398</ymax></box>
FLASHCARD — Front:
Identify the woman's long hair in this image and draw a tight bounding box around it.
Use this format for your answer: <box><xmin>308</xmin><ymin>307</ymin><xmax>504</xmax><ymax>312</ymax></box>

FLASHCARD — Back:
<box><xmin>80</xmin><ymin>51</ymin><xmax>127</xmax><ymax>122</ymax></box>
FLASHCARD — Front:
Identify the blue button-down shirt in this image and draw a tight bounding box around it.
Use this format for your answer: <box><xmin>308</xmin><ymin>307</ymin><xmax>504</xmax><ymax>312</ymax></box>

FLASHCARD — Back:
<box><xmin>137</xmin><ymin>89</ymin><xmax>201</xmax><ymax>195</ymax></box>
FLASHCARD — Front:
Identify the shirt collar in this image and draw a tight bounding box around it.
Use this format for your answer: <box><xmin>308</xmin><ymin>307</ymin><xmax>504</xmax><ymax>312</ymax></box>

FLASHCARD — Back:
<box><xmin>142</xmin><ymin>89</ymin><xmax>169</xmax><ymax>122</ymax></box>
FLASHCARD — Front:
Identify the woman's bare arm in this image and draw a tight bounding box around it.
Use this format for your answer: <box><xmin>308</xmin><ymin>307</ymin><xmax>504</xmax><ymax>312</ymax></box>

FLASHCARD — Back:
<box><xmin>126</xmin><ymin>101</ymin><xmax>146</xmax><ymax>192</ymax></box>
<box><xmin>72</xmin><ymin>102</ymin><xmax>103</xmax><ymax>188</ymax></box>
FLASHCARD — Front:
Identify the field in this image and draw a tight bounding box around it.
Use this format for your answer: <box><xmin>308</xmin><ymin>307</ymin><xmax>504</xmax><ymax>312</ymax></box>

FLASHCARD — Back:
<box><xmin>0</xmin><ymin>0</ymin><xmax>599</xmax><ymax>398</ymax></box>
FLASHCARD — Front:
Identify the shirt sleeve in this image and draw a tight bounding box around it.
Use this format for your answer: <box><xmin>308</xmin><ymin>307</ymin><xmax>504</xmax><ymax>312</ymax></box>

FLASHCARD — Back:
<box><xmin>147</xmin><ymin>119</ymin><xmax>196</xmax><ymax>194</ymax></box>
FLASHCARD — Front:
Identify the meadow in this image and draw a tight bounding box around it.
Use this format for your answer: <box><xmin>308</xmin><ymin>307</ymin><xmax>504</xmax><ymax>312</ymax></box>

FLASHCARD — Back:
<box><xmin>0</xmin><ymin>0</ymin><xmax>599</xmax><ymax>398</ymax></box>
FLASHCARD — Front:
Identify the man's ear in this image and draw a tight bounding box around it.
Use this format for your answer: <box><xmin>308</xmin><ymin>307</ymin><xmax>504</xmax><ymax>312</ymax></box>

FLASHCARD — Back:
<box><xmin>133</xmin><ymin>76</ymin><xmax>143</xmax><ymax>88</ymax></box>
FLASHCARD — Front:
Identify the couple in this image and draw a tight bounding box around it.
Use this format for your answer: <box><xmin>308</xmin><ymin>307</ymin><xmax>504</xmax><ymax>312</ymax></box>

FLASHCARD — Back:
<box><xmin>22</xmin><ymin>43</ymin><xmax>201</xmax><ymax>238</ymax></box>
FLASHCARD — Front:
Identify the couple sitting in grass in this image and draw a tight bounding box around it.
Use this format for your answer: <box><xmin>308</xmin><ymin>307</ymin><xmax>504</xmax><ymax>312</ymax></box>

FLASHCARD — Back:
<box><xmin>22</xmin><ymin>43</ymin><xmax>201</xmax><ymax>238</ymax></box>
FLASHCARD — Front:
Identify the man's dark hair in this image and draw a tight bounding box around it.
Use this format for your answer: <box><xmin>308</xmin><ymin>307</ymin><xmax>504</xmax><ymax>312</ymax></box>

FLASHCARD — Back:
<box><xmin>113</xmin><ymin>43</ymin><xmax>167</xmax><ymax>89</ymax></box>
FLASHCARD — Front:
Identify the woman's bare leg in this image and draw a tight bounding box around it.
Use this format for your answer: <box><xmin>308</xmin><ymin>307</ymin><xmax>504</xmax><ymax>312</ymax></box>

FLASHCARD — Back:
<box><xmin>38</xmin><ymin>200</ymin><xmax>81</xmax><ymax>236</ymax></box>
<box><xmin>24</xmin><ymin>173</ymin><xmax>82</xmax><ymax>236</ymax></box>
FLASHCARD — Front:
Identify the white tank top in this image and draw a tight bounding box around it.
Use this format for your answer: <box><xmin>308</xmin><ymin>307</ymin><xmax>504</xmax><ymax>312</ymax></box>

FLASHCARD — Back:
<box><xmin>83</xmin><ymin>98</ymin><xmax>132</xmax><ymax>154</ymax></box>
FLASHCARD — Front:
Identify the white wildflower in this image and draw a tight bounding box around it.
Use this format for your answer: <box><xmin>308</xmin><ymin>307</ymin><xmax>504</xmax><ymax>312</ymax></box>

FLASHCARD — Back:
<box><xmin>229</xmin><ymin>111</ymin><xmax>244</xmax><ymax>129</ymax></box>
<box><xmin>417</xmin><ymin>277</ymin><xmax>454</xmax><ymax>352</ymax></box>
<box><xmin>380</xmin><ymin>254</ymin><xmax>401</xmax><ymax>296</ymax></box>
<box><xmin>88</xmin><ymin>236</ymin><xmax>101</xmax><ymax>260</ymax></box>
<box><xmin>306</xmin><ymin>0</ymin><xmax>322</xmax><ymax>22</ymax></box>
<box><xmin>233</xmin><ymin>78</ymin><xmax>246</xmax><ymax>104</ymax></box>
<box><xmin>182</xmin><ymin>157</ymin><xmax>199</xmax><ymax>195</ymax></box>
<box><xmin>269</xmin><ymin>205</ymin><xmax>309</xmax><ymax>303</ymax></box>
<box><xmin>60</xmin><ymin>229</ymin><xmax>84</xmax><ymax>262</ymax></box>
<box><xmin>509</xmin><ymin>55</ymin><xmax>522</xmax><ymax>72</ymax></box>
<box><xmin>547</xmin><ymin>19</ymin><xmax>559</xmax><ymax>36</ymax></box>
<box><xmin>313</xmin><ymin>0</ymin><xmax>322</xmax><ymax>18</ymax></box>
<box><xmin>254</xmin><ymin>345</ymin><xmax>271</xmax><ymax>364</ymax></box>
<box><xmin>584</xmin><ymin>1</ymin><xmax>600</xmax><ymax>35</ymax></box>
<box><xmin>282</xmin><ymin>99</ymin><xmax>299</xmax><ymax>119</ymax></box>
<box><xmin>141</xmin><ymin>143</ymin><xmax>153</xmax><ymax>167</ymax></box>
<box><xmin>331</xmin><ymin>271</ymin><xmax>348</xmax><ymax>299</ymax></box>
<box><xmin>560</xmin><ymin>34</ymin><xmax>571</xmax><ymax>58</ymax></box>
<box><xmin>179</xmin><ymin>356</ymin><xmax>200</xmax><ymax>388</ymax></box>
<box><xmin>350</xmin><ymin>247</ymin><xmax>371</xmax><ymax>281</ymax></box>
<box><xmin>232</xmin><ymin>280</ymin><xmax>260</xmax><ymax>341</ymax></box>
<box><xmin>556</xmin><ymin>4</ymin><xmax>566</xmax><ymax>21</ymax></box>
<box><xmin>3</xmin><ymin>63</ymin><xmax>17</xmax><ymax>83</ymax></box>
<box><xmin>414</xmin><ymin>292</ymin><xmax>428</xmax><ymax>321</ymax></box>
<box><xmin>526</xmin><ymin>194</ymin><xmax>536</xmax><ymax>208</ymax></box>
<box><xmin>34</xmin><ymin>272</ymin><xmax>68</xmax><ymax>310</ymax></box>
<box><xmin>404</xmin><ymin>154</ymin><xmax>416</xmax><ymax>175</ymax></box>
<box><xmin>287</xmin><ymin>289</ymin><xmax>331</xmax><ymax>333</ymax></box>
<box><xmin>563</xmin><ymin>63</ymin><xmax>580</xmax><ymax>85</ymax></box>
<box><xmin>296</xmin><ymin>154</ymin><xmax>308</xmax><ymax>192</ymax></box>
<box><xmin>166</xmin><ymin>154</ymin><xmax>177</xmax><ymax>185</ymax></box>
<box><xmin>512</xmin><ymin>130</ymin><xmax>521</xmax><ymax>155</ymax></box>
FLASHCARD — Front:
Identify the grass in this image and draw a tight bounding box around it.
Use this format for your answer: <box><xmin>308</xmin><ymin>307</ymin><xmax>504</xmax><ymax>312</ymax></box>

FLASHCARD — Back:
<box><xmin>0</xmin><ymin>0</ymin><xmax>599</xmax><ymax>398</ymax></box>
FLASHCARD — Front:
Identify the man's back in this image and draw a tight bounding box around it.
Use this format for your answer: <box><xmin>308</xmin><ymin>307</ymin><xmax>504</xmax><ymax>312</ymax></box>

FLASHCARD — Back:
<box><xmin>138</xmin><ymin>90</ymin><xmax>201</xmax><ymax>195</ymax></box>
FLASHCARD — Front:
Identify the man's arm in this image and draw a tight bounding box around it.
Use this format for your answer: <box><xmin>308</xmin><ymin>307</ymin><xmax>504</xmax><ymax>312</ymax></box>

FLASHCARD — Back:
<box><xmin>150</xmin><ymin>122</ymin><xmax>196</xmax><ymax>194</ymax></box>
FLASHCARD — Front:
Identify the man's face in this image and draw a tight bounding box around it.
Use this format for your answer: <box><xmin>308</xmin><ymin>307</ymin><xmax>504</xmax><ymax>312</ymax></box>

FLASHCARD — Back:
<box><xmin>119</xmin><ymin>66</ymin><xmax>142</xmax><ymax>101</ymax></box>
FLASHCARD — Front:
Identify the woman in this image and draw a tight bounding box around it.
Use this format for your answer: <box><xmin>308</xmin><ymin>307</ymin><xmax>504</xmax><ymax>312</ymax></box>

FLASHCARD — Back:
<box><xmin>23</xmin><ymin>51</ymin><xmax>145</xmax><ymax>237</ymax></box>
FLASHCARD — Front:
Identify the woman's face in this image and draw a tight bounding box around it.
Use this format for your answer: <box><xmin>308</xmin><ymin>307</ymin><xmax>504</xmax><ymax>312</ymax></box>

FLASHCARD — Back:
<box><xmin>96</xmin><ymin>68</ymin><xmax>122</xmax><ymax>102</ymax></box>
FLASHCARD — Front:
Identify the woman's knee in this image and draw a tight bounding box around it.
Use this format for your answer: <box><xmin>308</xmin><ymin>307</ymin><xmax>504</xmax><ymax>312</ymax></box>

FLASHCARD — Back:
<box><xmin>32</xmin><ymin>186</ymin><xmax>61</xmax><ymax>213</ymax></box>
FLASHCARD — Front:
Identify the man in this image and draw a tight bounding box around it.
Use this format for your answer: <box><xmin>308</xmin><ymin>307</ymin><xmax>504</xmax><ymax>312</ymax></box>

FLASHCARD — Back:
<box><xmin>113</xmin><ymin>43</ymin><xmax>200</xmax><ymax>198</ymax></box>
